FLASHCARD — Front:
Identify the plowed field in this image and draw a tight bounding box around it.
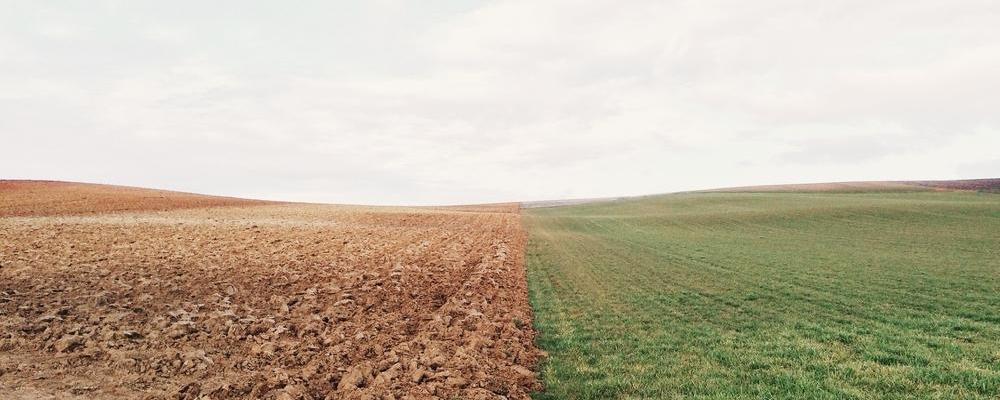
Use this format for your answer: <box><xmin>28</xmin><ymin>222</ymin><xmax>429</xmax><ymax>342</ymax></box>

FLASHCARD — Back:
<box><xmin>0</xmin><ymin>182</ymin><xmax>540</xmax><ymax>399</ymax></box>
<box><xmin>0</xmin><ymin>181</ymin><xmax>269</xmax><ymax>217</ymax></box>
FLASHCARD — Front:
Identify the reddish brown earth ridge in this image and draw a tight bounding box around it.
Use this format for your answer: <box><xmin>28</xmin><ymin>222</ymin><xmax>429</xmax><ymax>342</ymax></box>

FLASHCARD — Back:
<box><xmin>0</xmin><ymin>181</ymin><xmax>541</xmax><ymax>399</ymax></box>
<box><xmin>0</xmin><ymin>181</ymin><xmax>270</xmax><ymax>217</ymax></box>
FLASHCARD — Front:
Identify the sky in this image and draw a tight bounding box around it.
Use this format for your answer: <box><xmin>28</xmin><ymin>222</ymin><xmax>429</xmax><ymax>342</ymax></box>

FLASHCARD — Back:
<box><xmin>2</xmin><ymin>0</ymin><xmax>998</xmax><ymax>205</ymax></box>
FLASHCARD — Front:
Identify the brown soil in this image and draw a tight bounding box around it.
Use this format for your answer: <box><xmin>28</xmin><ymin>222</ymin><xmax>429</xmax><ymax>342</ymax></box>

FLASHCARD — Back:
<box><xmin>0</xmin><ymin>181</ymin><xmax>270</xmax><ymax>217</ymax></box>
<box><xmin>0</xmin><ymin>182</ymin><xmax>540</xmax><ymax>399</ymax></box>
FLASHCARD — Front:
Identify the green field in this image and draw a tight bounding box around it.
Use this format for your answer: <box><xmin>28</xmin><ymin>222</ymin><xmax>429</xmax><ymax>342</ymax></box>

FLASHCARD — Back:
<box><xmin>525</xmin><ymin>191</ymin><xmax>999</xmax><ymax>399</ymax></box>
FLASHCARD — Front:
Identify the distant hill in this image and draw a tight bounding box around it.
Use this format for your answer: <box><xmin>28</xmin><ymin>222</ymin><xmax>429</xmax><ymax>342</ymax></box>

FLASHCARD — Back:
<box><xmin>0</xmin><ymin>180</ymin><xmax>270</xmax><ymax>217</ymax></box>
<box><xmin>909</xmin><ymin>178</ymin><xmax>1000</xmax><ymax>192</ymax></box>
<box><xmin>3</xmin><ymin>178</ymin><xmax>996</xmax><ymax>217</ymax></box>
<box><xmin>702</xmin><ymin>178</ymin><xmax>1000</xmax><ymax>194</ymax></box>
<box><xmin>522</xmin><ymin>179</ymin><xmax>999</xmax><ymax>209</ymax></box>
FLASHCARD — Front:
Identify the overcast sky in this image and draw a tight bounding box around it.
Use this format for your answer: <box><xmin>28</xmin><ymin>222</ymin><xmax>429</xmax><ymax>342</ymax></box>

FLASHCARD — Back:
<box><xmin>2</xmin><ymin>1</ymin><xmax>998</xmax><ymax>205</ymax></box>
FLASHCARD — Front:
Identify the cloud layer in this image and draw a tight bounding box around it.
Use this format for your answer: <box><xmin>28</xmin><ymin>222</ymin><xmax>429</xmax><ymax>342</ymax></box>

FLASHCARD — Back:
<box><xmin>3</xmin><ymin>0</ymin><xmax>998</xmax><ymax>205</ymax></box>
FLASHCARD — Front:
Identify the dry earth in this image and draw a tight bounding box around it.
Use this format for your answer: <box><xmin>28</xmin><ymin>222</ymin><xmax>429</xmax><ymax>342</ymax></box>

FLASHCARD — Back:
<box><xmin>0</xmin><ymin>181</ymin><xmax>269</xmax><ymax>217</ymax></box>
<box><xmin>0</xmin><ymin>182</ymin><xmax>540</xmax><ymax>399</ymax></box>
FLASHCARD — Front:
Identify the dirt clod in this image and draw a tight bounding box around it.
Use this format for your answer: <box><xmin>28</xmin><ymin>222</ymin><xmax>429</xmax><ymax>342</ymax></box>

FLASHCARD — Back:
<box><xmin>53</xmin><ymin>335</ymin><xmax>85</xmax><ymax>353</ymax></box>
<box><xmin>338</xmin><ymin>363</ymin><xmax>373</xmax><ymax>391</ymax></box>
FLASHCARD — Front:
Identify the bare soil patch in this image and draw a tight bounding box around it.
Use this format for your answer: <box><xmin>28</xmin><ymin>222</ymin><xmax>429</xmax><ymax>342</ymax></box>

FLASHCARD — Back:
<box><xmin>0</xmin><ymin>184</ymin><xmax>539</xmax><ymax>399</ymax></box>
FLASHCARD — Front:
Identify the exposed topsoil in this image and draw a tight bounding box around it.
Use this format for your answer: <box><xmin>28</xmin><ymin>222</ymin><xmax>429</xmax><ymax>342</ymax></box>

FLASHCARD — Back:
<box><xmin>0</xmin><ymin>181</ymin><xmax>269</xmax><ymax>217</ymax></box>
<box><xmin>0</xmin><ymin>182</ymin><xmax>541</xmax><ymax>399</ymax></box>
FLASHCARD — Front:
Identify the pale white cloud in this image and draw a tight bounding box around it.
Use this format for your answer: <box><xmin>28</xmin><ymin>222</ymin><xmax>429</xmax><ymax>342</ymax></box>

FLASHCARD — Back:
<box><xmin>1</xmin><ymin>0</ymin><xmax>998</xmax><ymax>205</ymax></box>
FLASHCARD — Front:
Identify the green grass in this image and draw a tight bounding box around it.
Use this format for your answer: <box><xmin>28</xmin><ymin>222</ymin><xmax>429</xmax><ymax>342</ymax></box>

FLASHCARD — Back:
<box><xmin>525</xmin><ymin>191</ymin><xmax>1000</xmax><ymax>399</ymax></box>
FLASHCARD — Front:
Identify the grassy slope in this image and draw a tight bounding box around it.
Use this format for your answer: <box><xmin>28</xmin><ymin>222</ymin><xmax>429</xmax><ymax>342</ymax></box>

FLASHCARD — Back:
<box><xmin>525</xmin><ymin>192</ymin><xmax>999</xmax><ymax>399</ymax></box>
